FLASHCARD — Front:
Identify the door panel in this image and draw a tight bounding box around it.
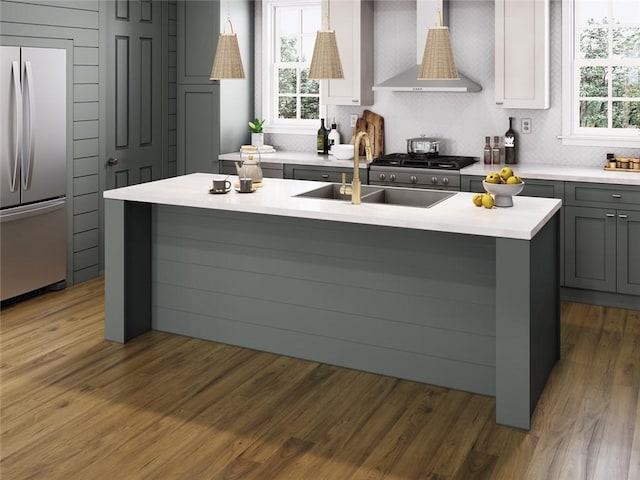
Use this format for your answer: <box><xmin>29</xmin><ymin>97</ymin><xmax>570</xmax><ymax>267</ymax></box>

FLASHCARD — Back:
<box><xmin>617</xmin><ymin>210</ymin><xmax>640</xmax><ymax>296</ymax></box>
<box><xmin>107</xmin><ymin>0</ymin><xmax>162</xmax><ymax>189</ymax></box>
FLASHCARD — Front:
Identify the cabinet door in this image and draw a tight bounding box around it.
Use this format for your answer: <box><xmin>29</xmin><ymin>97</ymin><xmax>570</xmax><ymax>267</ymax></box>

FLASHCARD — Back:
<box><xmin>177</xmin><ymin>0</ymin><xmax>219</xmax><ymax>84</ymax></box>
<box><xmin>495</xmin><ymin>0</ymin><xmax>549</xmax><ymax>109</ymax></box>
<box><xmin>321</xmin><ymin>0</ymin><xmax>373</xmax><ymax>106</ymax></box>
<box><xmin>284</xmin><ymin>165</ymin><xmax>367</xmax><ymax>183</ymax></box>
<box><xmin>565</xmin><ymin>206</ymin><xmax>617</xmax><ymax>292</ymax></box>
<box><xmin>617</xmin><ymin>210</ymin><xmax>640</xmax><ymax>296</ymax></box>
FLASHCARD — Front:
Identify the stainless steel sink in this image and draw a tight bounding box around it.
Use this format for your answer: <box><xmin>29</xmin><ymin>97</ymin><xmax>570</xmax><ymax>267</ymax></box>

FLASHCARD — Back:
<box><xmin>294</xmin><ymin>183</ymin><xmax>381</xmax><ymax>201</ymax></box>
<box><xmin>295</xmin><ymin>183</ymin><xmax>455</xmax><ymax>208</ymax></box>
<box><xmin>361</xmin><ymin>188</ymin><xmax>454</xmax><ymax>208</ymax></box>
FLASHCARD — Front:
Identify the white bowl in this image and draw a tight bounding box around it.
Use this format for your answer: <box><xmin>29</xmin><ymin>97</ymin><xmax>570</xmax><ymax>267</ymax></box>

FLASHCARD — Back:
<box><xmin>482</xmin><ymin>180</ymin><xmax>525</xmax><ymax>207</ymax></box>
<box><xmin>331</xmin><ymin>144</ymin><xmax>354</xmax><ymax>160</ymax></box>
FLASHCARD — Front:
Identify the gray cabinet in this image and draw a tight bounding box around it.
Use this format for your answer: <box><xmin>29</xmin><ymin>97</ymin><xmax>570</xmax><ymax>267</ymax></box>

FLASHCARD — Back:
<box><xmin>284</xmin><ymin>164</ymin><xmax>368</xmax><ymax>183</ymax></box>
<box><xmin>176</xmin><ymin>0</ymin><xmax>252</xmax><ymax>175</ymax></box>
<box><xmin>565</xmin><ymin>183</ymin><xmax>640</xmax><ymax>296</ymax></box>
<box><xmin>219</xmin><ymin>160</ymin><xmax>283</xmax><ymax>179</ymax></box>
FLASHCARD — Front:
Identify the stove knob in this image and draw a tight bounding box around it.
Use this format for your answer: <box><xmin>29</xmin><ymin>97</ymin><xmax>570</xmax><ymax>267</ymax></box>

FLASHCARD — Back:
<box><xmin>378</xmin><ymin>173</ymin><xmax>386</xmax><ymax>181</ymax></box>
<box><xmin>443</xmin><ymin>177</ymin><xmax>449</xmax><ymax>185</ymax></box>
<box><xmin>410</xmin><ymin>175</ymin><xmax>418</xmax><ymax>184</ymax></box>
<box><xmin>431</xmin><ymin>176</ymin><xmax>438</xmax><ymax>184</ymax></box>
<box><xmin>390</xmin><ymin>174</ymin><xmax>396</xmax><ymax>182</ymax></box>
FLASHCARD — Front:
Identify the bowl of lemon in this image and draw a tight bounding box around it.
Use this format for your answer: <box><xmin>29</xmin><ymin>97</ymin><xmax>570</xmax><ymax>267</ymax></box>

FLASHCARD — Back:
<box><xmin>480</xmin><ymin>167</ymin><xmax>524</xmax><ymax>207</ymax></box>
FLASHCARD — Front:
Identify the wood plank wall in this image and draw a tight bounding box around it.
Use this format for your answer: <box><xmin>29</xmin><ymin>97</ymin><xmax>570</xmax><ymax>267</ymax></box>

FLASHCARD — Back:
<box><xmin>167</xmin><ymin>1</ymin><xmax>177</xmax><ymax>177</ymax></box>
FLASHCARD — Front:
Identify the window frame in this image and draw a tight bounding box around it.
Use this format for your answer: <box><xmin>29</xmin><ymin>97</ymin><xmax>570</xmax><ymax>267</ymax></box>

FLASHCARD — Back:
<box><xmin>261</xmin><ymin>0</ymin><xmax>325</xmax><ymax>135</ymax></box>
<box><xmin>561</xmin><ymin>0</ymin><xmax>640</xmax><ymax>147</ymax></box>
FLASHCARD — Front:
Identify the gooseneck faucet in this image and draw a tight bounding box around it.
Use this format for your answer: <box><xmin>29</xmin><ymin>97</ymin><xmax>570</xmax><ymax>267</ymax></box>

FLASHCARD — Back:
<box><xmin>351</xmin><ymin>131</ymin><xmax>374</xmax><ymax>204</ymax></box>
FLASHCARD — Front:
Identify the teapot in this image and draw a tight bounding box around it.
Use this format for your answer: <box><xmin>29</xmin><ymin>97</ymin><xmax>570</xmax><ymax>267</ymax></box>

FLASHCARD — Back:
<box><xmin>235</xmin><ymin>152</ymin><xmax>263</xmax><ymax>183</ymax></box>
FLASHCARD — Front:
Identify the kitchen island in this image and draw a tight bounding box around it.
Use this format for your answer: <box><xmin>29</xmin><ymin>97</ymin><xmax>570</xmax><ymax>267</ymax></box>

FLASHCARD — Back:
<box><xmin>104</xmin><ymin>174</ymin><xmax>562</xmax><ymax>430</ymax></box>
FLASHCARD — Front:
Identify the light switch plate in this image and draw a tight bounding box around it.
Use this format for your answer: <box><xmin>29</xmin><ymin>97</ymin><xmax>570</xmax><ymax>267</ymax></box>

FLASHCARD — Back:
<box><xmin>522</xmin><ymin>118</ymin><xmax>532</xmax><ymax>134</ymax></box>
<box><xmin>350</xmin><ymin>114</ymin><xmax>358</xmax><ymax>128</ymax></box>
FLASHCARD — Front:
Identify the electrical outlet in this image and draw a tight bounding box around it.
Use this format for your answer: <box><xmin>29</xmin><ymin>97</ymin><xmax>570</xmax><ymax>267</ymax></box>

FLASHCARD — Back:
<box><xmin>521</xmin><ymin>118</ymin><xmax>532</xmax><ymax>134</ymax></box>
<box><xmin>350</xmin><ymin>114</ymin><xmax>358</xmax><ymax>128</ymax></box>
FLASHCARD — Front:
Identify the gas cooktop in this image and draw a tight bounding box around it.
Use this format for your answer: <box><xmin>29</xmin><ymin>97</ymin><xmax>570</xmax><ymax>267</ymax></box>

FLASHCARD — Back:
<box><xmin>372</xmin><ymin>153</ymin><xmax>477</xmax><ymax>170</ymax></box>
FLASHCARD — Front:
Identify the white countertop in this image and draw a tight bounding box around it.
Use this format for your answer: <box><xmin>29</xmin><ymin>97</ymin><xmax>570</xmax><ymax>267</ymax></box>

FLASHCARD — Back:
<box><xmin>462</xmin><ymin>162</ymin><xmax>640</xmax><ymax>185</ymax></box>
<box><xmin>219</xmin><ymin>151</ymin><xmax>369</xmax><ymax>168</ymax></box>
<box><xmin>104</xmin><ymin>174</ymin><xmax>561</xmax><ymax>240</ymax></box>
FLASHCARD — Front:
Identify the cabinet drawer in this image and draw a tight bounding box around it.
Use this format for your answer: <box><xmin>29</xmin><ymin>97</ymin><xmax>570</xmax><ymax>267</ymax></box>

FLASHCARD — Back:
<box><xmin>462</xmin><ymin>175</ymin><xmax>564</xmax><ymax>199</ymax></box>
<box><xmin>219</xmin><ymin>160</ymin><xmax>283</xmax><ymax>179</ymax></box>
<box><xmin>284</xmin><ymin>165</ymin><xmax>368</xmax><ymax>183</ymax></box>
<box><xmin>566</xmin><ymin>182</ymin><xmax>640</xmax><ymax>210</ymax></box>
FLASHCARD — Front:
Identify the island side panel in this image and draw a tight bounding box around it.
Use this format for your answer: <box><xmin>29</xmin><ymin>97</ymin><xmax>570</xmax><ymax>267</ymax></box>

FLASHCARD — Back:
<box><xmin>152</xmin><ymin>205</ymin><xmax>498</xmax><ymax>396</ymax></box>
<box><xmin>495</xmin><ymin>212</ymin><xmax>560</xmax><ymax>430</ymax></box>
<box><xmin>104</xmin><ymin>199</ymin><xmax>152</xmax><ymax>343</ymax></box>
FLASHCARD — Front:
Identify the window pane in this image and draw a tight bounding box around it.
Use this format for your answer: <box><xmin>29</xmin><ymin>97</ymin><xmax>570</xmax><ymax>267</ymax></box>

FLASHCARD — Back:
<box><xmin>579</xmin><ymin>27</ymin><xmax>609</xmax><ymax>59</ymax></box>
<box><xmin>612</xmin><ymin>27</ymin><xmax>640</xmax><ymax>59</ymax></box>
<box><xmin>278</xmin><ymin>8</ymin><xmax>299</xmax><ymax>35</ymax></box>
<box><xmin>302</xmin><ymin>7</ymin><xmax>320</xmax><ymax>33</ymax></box>
<box><xmin>612</xmin><ymin>1</ymin><xmax>640</xmax><ymax>24</ymax></box>
<box><xmin>612</xmin><ymin>101</ymin><xmax>640</xmax><ymax>128</ymax></box>
<box><xmin>278</xmin><ymin>96</ymin><xmax>297</xmax><ymax>119</ymax></box>
<box><xmin>278</xmin><ymin>68</ymin><xmax>297</xmax><ymax>94</ymax></box>
<box><xmin>576</xmin><ymin>2</ymin><xmax>608</xmax><ymax>26</ymax></box>
<box><xmin>302</xmin><ymin>35</ymin><xmax>315</xmax><ymax>63</ymax></box>
<box><xmin>580</xmin><ymin>66</ymin><xmax>608</xmax><ymax>96</ymax></box>
<box><xmin>280</xmin><ymin>37</ymin><xmax>299</xmax><ymax>62</ymax></box>
<box><xmin>580</xmin><ymin>101</ymin><xmax>608</xmax><ymax>127</ymax></box>
<box><xmin>301</xmin><ymin>97</ymin><xmax>319</xmax><ymax>120</ymax></box>
<box><xmin>612</xmin><ymin>66</ymin><xmax>640</xmax><ymax>97</ymax></box>
<box><xmin>300</xmin><ymin>68</ymin><xmax>319</xmax><ymax>94</ymax></box>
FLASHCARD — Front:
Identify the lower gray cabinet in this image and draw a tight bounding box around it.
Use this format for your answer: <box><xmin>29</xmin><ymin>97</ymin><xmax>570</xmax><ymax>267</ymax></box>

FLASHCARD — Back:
<box><xmin>565</xmin><ymin>183</ymin><xmax>640</xmax><ymax>296</ymax></box>
<box><xmin>284</xmin><ymin>164</ymin><xmax>368</xmax><ymax>183</ymax></box>
<box><xmin>219</xmin><ymin>160</ymin><xmax>284</xmax><ymax>178</ymax></box>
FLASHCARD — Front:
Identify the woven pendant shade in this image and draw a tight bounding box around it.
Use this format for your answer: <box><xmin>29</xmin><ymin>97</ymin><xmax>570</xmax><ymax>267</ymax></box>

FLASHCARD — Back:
<box><xmin>418</xmin><ymin>20</ymin><xmax>459</xmax><ymax>80</ymax></box>
<box><xmin>210</xmin><ymin>31</ymin><xmax>245</xmax><ymax>80</ymax></box>
<box><xmin>309</xmin><ymin>30</ymin><xmax>344</xmax><ymax>79</ymax></box>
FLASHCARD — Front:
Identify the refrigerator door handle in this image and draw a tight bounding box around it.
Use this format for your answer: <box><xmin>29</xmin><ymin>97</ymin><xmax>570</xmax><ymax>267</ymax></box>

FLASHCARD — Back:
<box><xmin>23</xmin><ymin>60</ymin><xmax>36</xmax><ymax>190</ymax></box>
<box><xmin>10</xmin><ymin>60</ymin><xmax>22</xmax><ymax>193</ymax></box>
<box><xmin>0</xmin><ymin>198</ymin><xmax>65</xmax><ymax>223</ymax></box>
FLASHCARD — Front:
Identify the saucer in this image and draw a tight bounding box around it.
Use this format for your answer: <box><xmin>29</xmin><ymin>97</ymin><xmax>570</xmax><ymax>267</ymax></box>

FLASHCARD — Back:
<box><xmin>209</xmin><ymin>188</ymin><xmax>230</xmax><ymax>195</ymax></box>
<box><xmin>234</xmin><ymin>186</ymin><xmax>257</xmax><ymax>193</ymax></box>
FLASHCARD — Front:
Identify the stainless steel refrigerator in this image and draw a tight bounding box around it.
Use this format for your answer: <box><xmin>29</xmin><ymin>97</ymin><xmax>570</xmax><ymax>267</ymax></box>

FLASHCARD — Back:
<box><xmin>1</xmin><ymin>46</ymin><xmax>67</xmax><ymax>302</ymax></box>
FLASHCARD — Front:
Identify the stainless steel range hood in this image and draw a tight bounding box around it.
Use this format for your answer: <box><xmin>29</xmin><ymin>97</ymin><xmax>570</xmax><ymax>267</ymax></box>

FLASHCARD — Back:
<box><xmin>372</xmin><ymin>0</ymin><xmax>482</xmax><ymax>93</ymax></box>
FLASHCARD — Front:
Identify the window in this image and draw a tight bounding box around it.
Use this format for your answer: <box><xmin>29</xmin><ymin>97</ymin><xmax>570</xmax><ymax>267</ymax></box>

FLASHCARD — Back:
<box><xmin>562</xmin><ymin>0</ymin><xmax>640</xmax><ymax>147</ymax></box>
<box><xmin>262</xmin><ymin>0</ymin><xmax>322</xmax><ymax>134</ymax></box>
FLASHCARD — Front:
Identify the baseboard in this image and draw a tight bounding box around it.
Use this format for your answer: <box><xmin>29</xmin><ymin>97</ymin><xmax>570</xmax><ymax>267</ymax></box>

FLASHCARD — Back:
<box><xmin>561</xmin><ymin>287</ymin><xmax>640</xmax><ymax>310</ymax></box>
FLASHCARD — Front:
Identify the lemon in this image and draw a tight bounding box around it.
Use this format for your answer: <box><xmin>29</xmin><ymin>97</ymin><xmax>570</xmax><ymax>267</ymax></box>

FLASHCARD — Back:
<box><xmin>472</xmin><ymin>194</ymin><xmax>484</xmax><ymax>206</ymax></box>
<box><xmin>500</xmin><ymin>167</ymin><xmax>514</xmax><ymax>180</ymax></box>
<box><xmin>485</xmin><ymin>173</ymin><xmax>501</xmax><ymax>184</ymax></box>
<box><xmin>506</xmin><ymin>176</ymin><xmax>521</xmax><ymax>184</ymax></box>
<box><xmin>482</xmin><ymin>193</ymin><xmax>495</xmax><ymax>209</ymax></box>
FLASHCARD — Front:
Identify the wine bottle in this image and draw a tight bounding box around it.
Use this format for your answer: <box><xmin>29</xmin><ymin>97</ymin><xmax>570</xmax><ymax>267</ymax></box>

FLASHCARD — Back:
<box><xmin>505</xmin><ymin>117</ymin><xmax>517</xmax><ymax>164</ymax></box>
<box><xmin>317</xmin><ymin>118</ymin><xmax>328</xmax><ymax>155</ymax></box>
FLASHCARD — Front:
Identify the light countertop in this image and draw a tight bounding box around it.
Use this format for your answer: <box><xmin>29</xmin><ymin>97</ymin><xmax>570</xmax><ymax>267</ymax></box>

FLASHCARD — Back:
<box><xmin>455</xmin><ymin>162</ymin><xmax>640</xmax><ymax>185</ymax></box>
<box><xmin>104</xmin><ymin>174</ymin><xmax>561</xmax><ymax>240</ymax></box>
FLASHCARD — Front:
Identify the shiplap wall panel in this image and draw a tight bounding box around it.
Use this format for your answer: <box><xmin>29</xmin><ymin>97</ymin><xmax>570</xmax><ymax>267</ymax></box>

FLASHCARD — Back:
<box><xmin>73</xmin><ymin>156</ymin><xmax>99</xmax><ymax>177</ymax></box>
<box><xmin>73</xmin><ymin>175</ymin><xmax>99</xmax><ymax>196</ymax></box>
<box><xmin>0</xmin><ymin>22</ymin><xmax>99</xmax><ymax>47</ymax></box>
<box><xmin>73</xmin><ymin>84</ymin><xmax>98</xmax><ymax>102</ymax></box>
<box><xmin>73</xmin><ymin>102</ymin><xmax>99</xmax><ymax>121</ymax></box>
<box><xmin>10</xmin><ymin>0</ymin><xmax>99</xmax><ymax>11</ymax></box>
<box><xmin>74</xmin><ymin>120</ymin><xmax>99</xmax><ymax>140</ymax></box>
<box><xmin>73</xmin><ymin>211</ymin><xmax>99</xmax><ymax>233</ymax></box>
<box><xmin>74</xmin><ymin>65</ymin><xmax>99</xmax><ymax>83</ymax></box>
<box><xmin>0</xmin><ymin>1</ymin><xmax>99</xmax><ymax>29</ymax></box>
<box><xmin>74</xmin><ymin>229</ymin><xmax>99</xmax><ymax>253</ymax></box>
<box><xmin>167</xmin><ymin>1</ymin><xmax>177</xmax><ymax>176</ymax></box>
<box><xmin>153</xmin><ymin>206</ymin><xmax>498</xmax><ymax>396</ymax></box>
<box><xmin>73</xmin><ymin>46</ymin><xmax>98</xmax><ymax>65</ymax></box>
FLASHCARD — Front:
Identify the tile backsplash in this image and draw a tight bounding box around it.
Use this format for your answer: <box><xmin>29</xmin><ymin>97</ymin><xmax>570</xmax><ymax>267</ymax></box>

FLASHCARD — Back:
<box><xmin>265</xmin><ymin>0</ymin><xmax>638</xmax><ymax>166</ymax></box>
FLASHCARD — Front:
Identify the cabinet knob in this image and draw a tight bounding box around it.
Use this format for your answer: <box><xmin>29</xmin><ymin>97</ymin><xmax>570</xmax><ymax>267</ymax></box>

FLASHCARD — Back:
<box><xmin>321</xmin><ymin>174</ymin><xmax>329</xmax><ymax>179</ymax></box>
<box><xmin>619</xmin><ymin>214</ymin><xmax>628</xmax><ymax>219</ymax></box>
<box><xmin>606</xmin><ymin>213</ymin><xmax>615</xmax><ymax>217</ymax></box>
<box><xmin>612</xmin><ymin>194</ymin><xmax>622</xmax><ymax>198</ymax></box>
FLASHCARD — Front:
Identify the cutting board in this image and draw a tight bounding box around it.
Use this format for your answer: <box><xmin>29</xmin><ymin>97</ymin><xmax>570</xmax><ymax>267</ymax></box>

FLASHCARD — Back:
<box><xmin>350</xmin><ymin>110</ymin><xmax>384</xmax><ymax>158</ymax></box>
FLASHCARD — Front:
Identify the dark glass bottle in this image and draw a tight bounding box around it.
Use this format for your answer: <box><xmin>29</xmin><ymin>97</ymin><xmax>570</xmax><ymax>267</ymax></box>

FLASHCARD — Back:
<box><xmin>505</xmin><ymin>117</ymin><xmax>517</xmax><ymax>164</ymax></box>
<box><xmin>317</xmin><ymin>118</ymin><xmax>328</xmax><ymax>154</ymax></box>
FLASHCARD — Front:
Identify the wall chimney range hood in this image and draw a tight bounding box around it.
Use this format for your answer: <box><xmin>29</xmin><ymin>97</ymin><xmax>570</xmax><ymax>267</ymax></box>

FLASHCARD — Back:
<box><xmin>373</xmin><ymin>0</ymin><xmax>482</xmax><ymax>93</ymax></box>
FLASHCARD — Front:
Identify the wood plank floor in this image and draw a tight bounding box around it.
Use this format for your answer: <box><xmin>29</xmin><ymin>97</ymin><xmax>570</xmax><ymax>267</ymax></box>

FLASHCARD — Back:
<box><xmin>1</xmin><ymin>276</ymin><xmax>639</xmax><ymax>479</ymax></box>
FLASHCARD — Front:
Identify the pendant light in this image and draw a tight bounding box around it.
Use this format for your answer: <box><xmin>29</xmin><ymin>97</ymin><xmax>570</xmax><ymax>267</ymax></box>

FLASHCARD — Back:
<box><xmin>418</xmin><ymin>9</ymin><xmax>459</xmax><ymax>80</ymax></box>
<box><xmin>210</xmin><ymin>2</ymin><xmax>245</xmax><ymax>80</ymax></box>
<box><xmin>308</xmin><ymin>0</ymin><xmax>344</xmax><ymax>79</ymax></box>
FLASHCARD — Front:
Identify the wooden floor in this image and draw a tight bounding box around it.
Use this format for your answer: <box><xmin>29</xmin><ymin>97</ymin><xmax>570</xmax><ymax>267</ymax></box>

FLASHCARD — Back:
<box><xmin>1</xmin><ymin>277</ymin><xmax>639</xmax><ymax>479</ymax></box>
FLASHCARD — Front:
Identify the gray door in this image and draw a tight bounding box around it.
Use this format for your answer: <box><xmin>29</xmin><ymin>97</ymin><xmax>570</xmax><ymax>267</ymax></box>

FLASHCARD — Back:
<box><xmin>106</xmin><ymin>0</ymin><xmax>162</xmax><ymax>189</ymax></box>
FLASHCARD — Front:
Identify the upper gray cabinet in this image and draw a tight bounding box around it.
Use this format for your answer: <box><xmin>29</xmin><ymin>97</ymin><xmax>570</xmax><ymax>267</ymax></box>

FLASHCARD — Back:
<box><xmin>495</xmin><ymin>0</ymin><xmax>550</xmax><ymax>109</ymax></box>
<box><xmin>177</xmin><ymin>0</ymin><xmax>219</xmax><ymax>84</ymax></box>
